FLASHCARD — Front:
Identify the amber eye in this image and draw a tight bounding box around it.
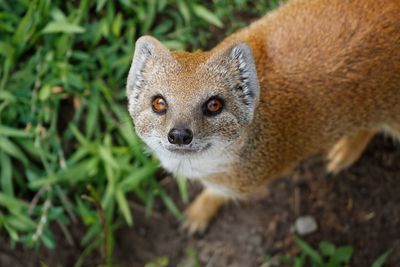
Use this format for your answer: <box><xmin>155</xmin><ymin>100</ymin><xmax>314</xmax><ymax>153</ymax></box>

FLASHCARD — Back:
<box><xmin>152</xmin><ymin>96</ymin><xmax>168</xmax><ymax>114</ymax></box>
<box><xmin>203</xmin><ymin>97</ymin><xmax>224</xmax><ymax>116</ymax></box>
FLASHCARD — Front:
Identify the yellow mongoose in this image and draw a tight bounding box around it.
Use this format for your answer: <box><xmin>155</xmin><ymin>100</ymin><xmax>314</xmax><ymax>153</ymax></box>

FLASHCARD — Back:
<box><xmin>127</xmin><ymin>0</ymin><xmax>400</xmax><ymax>234</ymax></box>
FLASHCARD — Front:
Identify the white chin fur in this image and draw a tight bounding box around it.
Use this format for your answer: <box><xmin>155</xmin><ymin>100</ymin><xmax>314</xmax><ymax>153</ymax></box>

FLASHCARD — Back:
<box><xmin>144</xmin><ymin>136</ymin><xmax>233</xmax><ymax>179</ymax></box>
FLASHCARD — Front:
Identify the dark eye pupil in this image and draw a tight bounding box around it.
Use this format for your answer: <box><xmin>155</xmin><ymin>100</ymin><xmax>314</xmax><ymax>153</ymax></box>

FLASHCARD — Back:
<box><xmin>203</xmin><ymin>97</ymin><xmax>223</xmax><ymax>116</ymax></box>
<box><xmin>208</xmin><ymin>100</ymin><xmax>217</xmax><ymax>110</ymax></box>
<box><xmin>208</xmin><ymin>99</ymin><xmax>221</xmax><ymax>112</ymax></box>
<box><xmin>152</xmin><ymin>96</ymin><xmax>167</xmax><ymax>113</ymax></box>
<box><xmin>202</xmin><ymin>96</ymin><xmax>223</xmax><ymax>116</ymax></box>
<box><xmin>156</xmin><ymin>98</ymin><xmax>164</xmax><ymax>107</ymax></box>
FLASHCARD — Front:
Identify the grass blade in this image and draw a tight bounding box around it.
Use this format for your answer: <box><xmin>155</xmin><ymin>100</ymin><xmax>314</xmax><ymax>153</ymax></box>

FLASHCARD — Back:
<box><xmin>177</xmin><ymin>175</ymin><xmax>188</xmax><ymax>204</ymax></box>
<box><xmin>294</xmin><ymin>237</ymin><xmax>323</xmax><ymax>266</ymax></box>
<box><xmin>192</xmin><ymin>4</ymin><xmax>223</xmax><ymax>28</ymax></box>
<box><xmin>42</xmin><ymin>21</ymin><xmax>85</xmax><ymax>34</ymax></box>
<box><xmin>159</xmin><ymin>189</ymin><xmax>183</xmax><ymax>220</ymax></box>
<box><xmin>0</xmin><ymin>192</ymin><xmax>28</xmax><ymax>211</ymax></box>
<box><xmin>0</xmin><ymin>125</ymin><xmax>32</xmax><ymax>138</ymax></box>
<box><xmin>115</xmin><ymin>188</ymin><xmax>133</xmax><ymax>226</ymax></box>
<box><xmin>0</xmin><ymin>152</ymin><xmax>13</xmax><ymax>196</ymax></box>
<box><xmin>371</xmin><ymin>250</ymin><xmax>391</xmax><ymax>267</ymax></box>
<box><xmin>0</xmin><ymin>136</ymin><xmax>28</xmax><ymax>165</ymax></box>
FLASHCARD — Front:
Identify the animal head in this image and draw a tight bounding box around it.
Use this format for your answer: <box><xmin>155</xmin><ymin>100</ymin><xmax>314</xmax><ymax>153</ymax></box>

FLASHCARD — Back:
<box><xmin>126</xmin><ymin>36</ymin><xmax>259</xmax><ymax>164</ymax></box>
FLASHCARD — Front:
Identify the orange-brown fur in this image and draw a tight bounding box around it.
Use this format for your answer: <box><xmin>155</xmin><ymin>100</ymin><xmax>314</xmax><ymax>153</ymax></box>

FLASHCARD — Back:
<box><xmin>205</xmin><ymin>0</ymin><xmax>400</xmax><ymax>190</ymax></box>
<box><xmin>128</xmin><ymin>0</ymin><xmax>400</xmax><ymax>233</ymax></box>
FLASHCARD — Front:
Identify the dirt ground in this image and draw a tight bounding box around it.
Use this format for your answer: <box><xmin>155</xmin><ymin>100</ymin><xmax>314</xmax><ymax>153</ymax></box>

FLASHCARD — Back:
<box><xmin>113</xmin><ymin>134</ymin><xmax>400</xmax><ymax>267</ymax></box>
<box><xmin>2</xmin><ymin>134</ymin><xmax>398</xmax><ymax>267</ymax></box>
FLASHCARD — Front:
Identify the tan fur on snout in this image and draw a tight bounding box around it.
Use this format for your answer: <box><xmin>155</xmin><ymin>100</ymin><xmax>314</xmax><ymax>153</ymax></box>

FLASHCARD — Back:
<box><xmin>127</xmin><ymin>0</ymin><xmax>400</xmax><ymax>233</ymax></box>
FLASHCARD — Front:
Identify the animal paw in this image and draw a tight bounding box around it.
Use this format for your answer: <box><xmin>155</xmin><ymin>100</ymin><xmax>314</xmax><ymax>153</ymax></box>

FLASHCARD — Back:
<box><xmin>181</xmin><ymin>190</ymin><xmax>226</xmax><ymax>235</ymax></box>
<box><xmin>326</xmin><ymin>131</ymin><xmax>374</xmax><ymax>174</ymax></box>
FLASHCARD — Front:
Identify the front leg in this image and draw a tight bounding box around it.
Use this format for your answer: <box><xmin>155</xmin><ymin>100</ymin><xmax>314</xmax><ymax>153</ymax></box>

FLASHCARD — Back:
<box><xmin>182</xmin><ymin>188</ymin><xmax>228</xmax><ymax>235</ymax></box>
<box><xmin>326</xmin><ymin>130</ymin><xmax>375</xmax><ymax>174</ymax></box>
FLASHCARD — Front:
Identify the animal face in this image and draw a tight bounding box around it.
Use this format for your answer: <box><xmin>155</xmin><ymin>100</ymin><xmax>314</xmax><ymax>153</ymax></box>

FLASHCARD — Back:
<box><xmin>126</xmin><ymin>36</ymin><xmax>260</xmax><ymax>177</ymax></box>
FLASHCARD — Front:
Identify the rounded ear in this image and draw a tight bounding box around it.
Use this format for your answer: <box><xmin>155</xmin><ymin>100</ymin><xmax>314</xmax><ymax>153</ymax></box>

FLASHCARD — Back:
<box><xmin>126</xmin><ymin>36</ymin><xmax>173</xmax><ymax>98</ymax></box>
<box><xmin>229</xmin><ymin>43</ymin><xmax>260</xmax><ymax>105</ymax></box>
<box><xmin>206</xmin><ymin>43</ymin><xmax>260</xmax><ymax>124</ymax></box>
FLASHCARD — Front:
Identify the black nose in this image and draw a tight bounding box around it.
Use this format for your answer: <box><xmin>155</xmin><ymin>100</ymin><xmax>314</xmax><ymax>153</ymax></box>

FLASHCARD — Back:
<box><xmin>168</xmin><ymin>128</ymin><xmax>193</xmax><ymax>145</ymax></box>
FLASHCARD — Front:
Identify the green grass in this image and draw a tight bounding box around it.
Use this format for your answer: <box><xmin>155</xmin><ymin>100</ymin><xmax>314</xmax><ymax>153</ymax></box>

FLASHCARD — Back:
<box><xmin>0</xmin><ymin>1</ymin><xmax>390</xmax><ymax>267</ymax></box>
<box><xmin>145</xmin><ymin>247</ymin><xmax>201</xmax><ymax>267</ymax></box>
<box><xmin>146</xmin><ymin>239</ymin><xmax>391</xmax><ymax>267</ymax></box>
<box><xmin>0</xmin><ymin>0</ymin><xmax>275</xmax><ymax>265</ymax></box>
<box><xmin>263</xmin><ymin>237</ymin><xmax>391</xmax><ymax>267</ymax></box>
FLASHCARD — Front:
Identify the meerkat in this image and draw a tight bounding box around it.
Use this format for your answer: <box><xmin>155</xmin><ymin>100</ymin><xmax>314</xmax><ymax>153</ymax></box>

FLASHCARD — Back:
<box><xmin>126</xmin><ymin>0</ymin><xmax>400</xmax><ymax>234</ymax></box>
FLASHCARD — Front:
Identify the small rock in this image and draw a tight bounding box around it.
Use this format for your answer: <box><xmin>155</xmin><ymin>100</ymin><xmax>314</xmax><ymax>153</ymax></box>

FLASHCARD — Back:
<box><xmin>295</xmin><ymin>216</ymin><xmax>318</xmax><ymax>235</ymax></box>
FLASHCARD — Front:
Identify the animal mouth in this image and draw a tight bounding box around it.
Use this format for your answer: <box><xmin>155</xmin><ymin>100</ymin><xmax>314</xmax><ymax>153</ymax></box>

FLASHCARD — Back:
<box><xmin>168</xmin><ymin>148</ymin><xmax>198</xmax><ymax>154</ymax></box>
<box><xmin>167</xmin><ymin>143</ymin><xmax>211</xmax><ymax>155</ymax></box>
